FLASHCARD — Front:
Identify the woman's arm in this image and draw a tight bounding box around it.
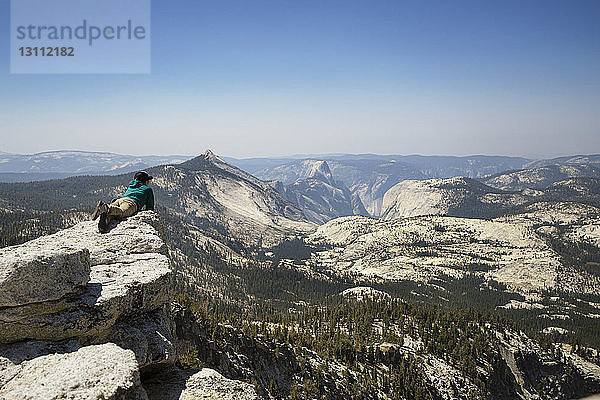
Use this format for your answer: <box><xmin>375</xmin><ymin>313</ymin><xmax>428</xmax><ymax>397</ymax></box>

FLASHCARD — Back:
<box><xmin>146</xmin><ymin>188</ymin><xmax>155</xmax><ymax>211</ymax></box>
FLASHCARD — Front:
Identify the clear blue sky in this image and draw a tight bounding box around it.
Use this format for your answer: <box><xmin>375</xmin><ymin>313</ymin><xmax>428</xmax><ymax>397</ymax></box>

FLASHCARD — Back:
<box><xmin>1</xmin><ymin>0</ymin><xmax>599</xmax><ymax>158</ymax></box>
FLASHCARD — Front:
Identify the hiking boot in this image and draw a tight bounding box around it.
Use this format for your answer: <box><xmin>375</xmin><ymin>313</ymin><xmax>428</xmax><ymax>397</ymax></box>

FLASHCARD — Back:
<box><xmin>91</xmin><ymin>200</ymin><xmax>107</xmax><ymax>220</ymax></box>
<box><xmin>98</xmin><ymin>211</ymin><xmax>110</xmax><ymax>233</ymax></box>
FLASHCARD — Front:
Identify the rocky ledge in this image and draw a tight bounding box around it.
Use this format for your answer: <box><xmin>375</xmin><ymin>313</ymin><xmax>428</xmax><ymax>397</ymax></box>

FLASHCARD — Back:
<box><xmin>0</xmin><ymin>211</ymin><xmax>257</xmax><ymax>399</ymax></box>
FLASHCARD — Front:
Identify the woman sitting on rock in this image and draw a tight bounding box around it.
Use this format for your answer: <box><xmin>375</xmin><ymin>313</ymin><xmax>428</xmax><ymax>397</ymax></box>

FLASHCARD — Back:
<box><xmin>91</xmin><ymin>170</ymin><xmax>155</xmax><ymax>233</ymax></box>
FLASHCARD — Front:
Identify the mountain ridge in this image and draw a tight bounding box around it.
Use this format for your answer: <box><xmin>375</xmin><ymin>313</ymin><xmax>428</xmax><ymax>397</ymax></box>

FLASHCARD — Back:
<box><xmin>481</xmin><ymin>165</ymin><xmax>600</xmax><ymax>191</ymax></box>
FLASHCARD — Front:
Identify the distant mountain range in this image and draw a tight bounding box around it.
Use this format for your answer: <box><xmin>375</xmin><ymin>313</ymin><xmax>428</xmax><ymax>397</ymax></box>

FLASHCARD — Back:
<box><xmin>245</xmin><ymin>154</ymin><xmax>600</xmax><ymax>217</ymax></box>
<box><xmin>0</xmin><ymin>151</ymin><xmax>191</xmax><ymax>182</ymax></box>
<box><xmin>481</xmin><ymin>164</ymin><xmax>600</xmax><ymax>191</ymax></box>
<box><xmin>3</xmin><ymin>150</ymin><xmax>600</xmax><ymax>222</ymax></box>
<box><xmin>525</xmin><ymin>154</ymin><xmax>600</xmax><ymax>169</ymax></box>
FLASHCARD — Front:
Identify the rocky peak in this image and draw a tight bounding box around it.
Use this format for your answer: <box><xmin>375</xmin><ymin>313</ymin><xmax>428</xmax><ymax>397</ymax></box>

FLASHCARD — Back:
<box><xmin>306</xmin><ymin>160</ymin><xmax>334</xmax><ymax>184</ymax></box>
<box><xmin>178</xmin><ymin>149</ymin><xmax>228</xmax><ymax>171</ymax></box>
<box><xmin>202</xmin><ymin>149</ymin><xmax>223</xmax><ymax>163</ymax></box>
<box><xmin>280</xmin><ymin>159</ymin><xmax>371</xmax><ymax>224</ymax></box>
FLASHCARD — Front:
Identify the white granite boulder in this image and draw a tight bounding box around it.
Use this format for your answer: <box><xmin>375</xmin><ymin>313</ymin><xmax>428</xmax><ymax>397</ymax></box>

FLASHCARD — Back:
<box><xmin>0</xmin><ymin>246</ymin><xmax>90</xmax><ymax>307</ymax></box>
<box><xmin>0</xmin><ymin>252</ymin><xmax>172</xmax><ymax>344</ymax></box>
<box><xmin>0</xmin><ymin>343</ymin><xmax>148</xmax><ymax>400</ymax></box>
<box><xmin>0</xmin><ymin>212</ymin><xmax>173</xmax><ymax>345</ymax></box>
<box><xmin>145</xmin><ymin>368</ymin><xmax>260</xmax><ymax>400</ymax></box>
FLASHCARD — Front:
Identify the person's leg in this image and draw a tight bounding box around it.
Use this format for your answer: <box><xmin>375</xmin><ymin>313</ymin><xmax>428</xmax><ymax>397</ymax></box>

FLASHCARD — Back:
<box><xmin>107</xmin><ymin>197</ymin><xmax>138</xmax><ymax>219</ymax></box>
<box><xmin>99</xmin><ymin>197</ymin><xmax>138</xmax><ymax>233</ymax></box>
<box><xmin>99</xmin><ymin>198</ymin><xmax>125</xmax><ymax>233</ymax></box>
<box><xmin>91</xmin><ymin>200</ymin><xmax>108</xmax><ymax>220</ymax></box>
<box><xmin>107</xmin><ymin>198</ymin><xmax>127</xmax><ymax>219</ymax></box>
<box><xmin>119</xmin><ymin>198</ymin><xmax>138</xmax><ymax>218</ymax></box>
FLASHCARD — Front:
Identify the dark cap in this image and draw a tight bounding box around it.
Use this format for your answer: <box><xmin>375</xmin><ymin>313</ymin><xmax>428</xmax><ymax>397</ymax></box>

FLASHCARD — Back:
<box><xmin>134</xmin><ymin>170</ymin><xmax>153</xmax><ymax>182</ymax></box>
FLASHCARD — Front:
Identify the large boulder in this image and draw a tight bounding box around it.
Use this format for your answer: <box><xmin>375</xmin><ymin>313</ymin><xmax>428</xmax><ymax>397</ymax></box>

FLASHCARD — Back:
<box><xmin>145</xmin><ymin>368</ymin><xmax>260</xmax><ymax>400</ymax></box>
<box><xmin>0</xmin><ymin>252</ymin><xmax>171</xmax><ymax>344</ymax></box>
<box><xmin>0</xmin><ymin>212</ymin><xmax>172</xmax><ymax>345</ymax></box>
<box><xmin>25</xmin><ymin>212</ymin><xmax>169</xmax><ymax>265</ymax></box>
<box><xmin>0</xmin><ymin>343</ymin><xmax>148</xmax><ymax>400</ymax></box>
<box><xmin>0</xmin><ymin>246</ymin><xmax>90</xmax><ymax>307</ymax></box>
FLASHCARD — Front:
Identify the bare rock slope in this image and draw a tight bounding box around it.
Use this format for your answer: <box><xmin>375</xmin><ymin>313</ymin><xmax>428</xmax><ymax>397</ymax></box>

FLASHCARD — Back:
<box><xmin>308</xmin><ymin>203</ymin><xmax>600</xmax><ymax>296</ymax></box>
<box><xmin>151</xmin><ymin>150</ymin><xmax>315</xmax><ymax>247</ymax></box>
<box><xmin>482</xmin><ymin>164</ymin><xmax>600</xmax><ymax>191</ymax></box>
<box><xmin>380</xmin><ymin>177</ymin><xmax>525</xmax><ymax>220</ymax></box>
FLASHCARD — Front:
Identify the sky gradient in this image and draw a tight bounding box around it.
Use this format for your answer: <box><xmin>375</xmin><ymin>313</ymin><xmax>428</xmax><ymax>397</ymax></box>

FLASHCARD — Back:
<box><xmin>1</xmin><ymin>0</ymin><xmax>599</xmax><ymax>158</ymax></box>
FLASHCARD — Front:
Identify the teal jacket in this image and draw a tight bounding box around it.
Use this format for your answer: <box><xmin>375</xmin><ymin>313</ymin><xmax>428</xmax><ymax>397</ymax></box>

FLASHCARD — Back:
<box><xmin>124</xmin><ymin>180</ymin><xmax>154</xmax><ymax>211</ymax></box>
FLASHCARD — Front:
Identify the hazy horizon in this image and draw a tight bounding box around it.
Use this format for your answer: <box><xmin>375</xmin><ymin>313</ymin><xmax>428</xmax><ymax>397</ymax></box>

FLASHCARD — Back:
<box><xmin>0</xmin><ymin>147</ymin><xmax>598</xmax><ymax>161</ymax></box>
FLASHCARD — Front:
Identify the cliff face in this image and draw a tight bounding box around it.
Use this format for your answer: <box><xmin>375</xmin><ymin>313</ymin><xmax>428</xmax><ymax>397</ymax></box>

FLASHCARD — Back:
<box><xmin>0</xmin><ymin>212</ymin><xmax>258</xmax><ymax>400</ymax></box>
<box><xmin>0</xmin><ymin>212</ymin><xmax>173</xmax><ymax>399</ymax></box>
